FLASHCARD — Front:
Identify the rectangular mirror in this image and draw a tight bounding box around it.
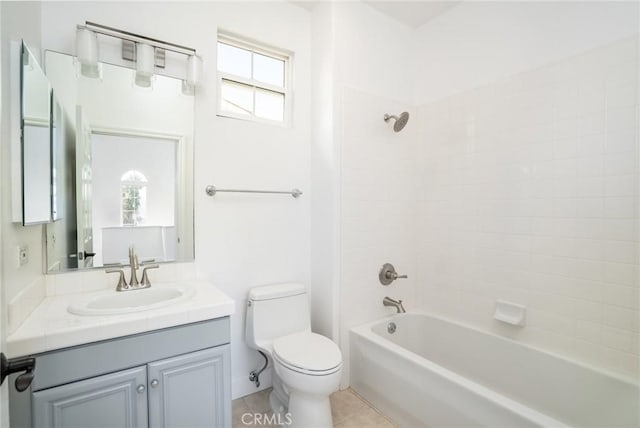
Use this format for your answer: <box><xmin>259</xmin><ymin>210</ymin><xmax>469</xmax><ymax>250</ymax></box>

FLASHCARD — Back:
<box><xmin>44</xmin><ymin>51</ymin><xmax>195</xmax><ymax>272</ymax></box>
<box><xmin>21</xmin><ymin>42</ymin><xmax>53</xmax><ymax>225</ymax></box>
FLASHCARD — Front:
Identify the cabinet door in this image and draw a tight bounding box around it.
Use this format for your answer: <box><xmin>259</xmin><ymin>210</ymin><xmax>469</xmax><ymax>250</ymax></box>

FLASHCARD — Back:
<box><xmin>148</xmin><ymin>346</ymin><xmax>231</xmax><ymax>428</ymax></box>
<box><xmin>32</xmin><ymin>366</ymin><xmax>148</xmax><ymax>428</ymax></box>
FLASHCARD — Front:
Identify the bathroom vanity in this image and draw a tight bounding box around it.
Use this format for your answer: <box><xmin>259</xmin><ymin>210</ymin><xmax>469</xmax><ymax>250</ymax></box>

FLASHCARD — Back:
<box><xmin>7</xmin><ymin>281</ymin><xmax>234</xmax><ymax>428</ymax></box>
<box><xmin>9</xmin><ymin>34</ymin><xmax>228</xmax><ymax>427</ymax></box>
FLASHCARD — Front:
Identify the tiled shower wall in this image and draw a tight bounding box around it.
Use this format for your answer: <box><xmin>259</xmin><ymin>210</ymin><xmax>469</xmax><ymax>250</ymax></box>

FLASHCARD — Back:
<box><xmin>417</xmin><ymin>36</ymin><xmax>639</xmax><ymax>378</ymax></box>
<box><xmin>340</xmin><ymin>87</ymin><xmax>420</xmax><ymax>386</ymax></box>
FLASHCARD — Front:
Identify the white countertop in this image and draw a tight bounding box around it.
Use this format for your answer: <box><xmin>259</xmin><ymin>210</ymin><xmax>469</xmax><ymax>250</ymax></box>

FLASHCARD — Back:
<box><xmin>7</xmin><ymin>280</ymin><xmax>235</xmax><ymax>357</ymax></box>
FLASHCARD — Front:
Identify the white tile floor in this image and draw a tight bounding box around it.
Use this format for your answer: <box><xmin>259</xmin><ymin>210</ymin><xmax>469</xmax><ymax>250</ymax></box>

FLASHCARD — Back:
<box><xmin>232</xmin><ymin>388</ymin><xmax>397</xmax><ymax>427</ymax></box>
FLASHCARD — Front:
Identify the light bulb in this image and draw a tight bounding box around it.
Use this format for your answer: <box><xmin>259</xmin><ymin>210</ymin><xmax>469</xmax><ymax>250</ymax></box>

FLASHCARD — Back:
<box><xmin>135</xmin><ymin>43</ymin><xmax>154</xmax><ymax>88</ymax></box>
<box><xmin>182</xmin><ymin>54</ymin><xmax>202</xmax><ymax>95</ymax></box>
<box><xmin>76</xmin><ymin>27</ymin><xmax>99</xmax><ymax>78</ymax></box>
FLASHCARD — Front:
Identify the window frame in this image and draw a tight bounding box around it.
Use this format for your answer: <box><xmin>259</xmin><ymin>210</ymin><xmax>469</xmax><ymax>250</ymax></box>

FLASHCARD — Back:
<box><xmin>216</xmin><ymin>32</ymin><xmax>292</xmax><ymax>126</ymax></box>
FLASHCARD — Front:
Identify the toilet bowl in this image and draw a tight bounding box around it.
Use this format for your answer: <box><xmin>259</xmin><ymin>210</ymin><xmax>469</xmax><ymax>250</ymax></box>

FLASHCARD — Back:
<box><xmin>273</xmin><ymin>332</ymin><xmax>342</xmax><ymax>428</ymax></box>
<box><xmin>245</xmin><ymin>283</ymin><xmax>343</xmax><ymax>428</ymax></box>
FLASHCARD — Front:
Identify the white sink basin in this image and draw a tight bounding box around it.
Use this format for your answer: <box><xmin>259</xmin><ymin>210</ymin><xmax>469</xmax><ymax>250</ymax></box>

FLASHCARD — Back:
<box><xmin>68</xmin><ymin>286</ymin><xmax>195</xmax><ymax>316</ymax></box>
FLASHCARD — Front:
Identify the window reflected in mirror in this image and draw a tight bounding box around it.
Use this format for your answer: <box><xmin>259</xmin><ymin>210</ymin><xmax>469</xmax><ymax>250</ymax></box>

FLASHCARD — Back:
<box><xmin>120</xmin><ymin>170</ymin><xmax>148</xmax><ymax>226</ymax></box>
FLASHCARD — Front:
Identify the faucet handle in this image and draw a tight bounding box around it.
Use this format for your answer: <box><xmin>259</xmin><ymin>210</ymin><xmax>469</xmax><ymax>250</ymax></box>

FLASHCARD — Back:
<box><xmin>140</xmin><ymin>264</ymin><xmax>159</xmax><ymax>288</ymax></box>
<box><xmin>379</xmin><ymin>263</ymin><xmax>408</xmax><ymax>285</ymax></box>
<box><xmin>140</xmin><ymin>259</ymin><xmax>156</xmax><ymax>266</ymax></box>
<box><xmin>106</xmin><ymin>268</ymin><xmax>128</xmax><ymax>291</ymax></box>
<box><xmin>103</xmin><ymin>262</ymin><xmax>124</xmax><ymax>267</ymax></box>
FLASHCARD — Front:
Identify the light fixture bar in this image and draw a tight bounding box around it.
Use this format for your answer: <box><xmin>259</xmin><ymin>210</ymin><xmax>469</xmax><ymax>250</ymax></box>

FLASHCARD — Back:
<box><xmin>83</xmin><ymin>21</ymin><xmax>196</xmax><ymax>56</ymax></box>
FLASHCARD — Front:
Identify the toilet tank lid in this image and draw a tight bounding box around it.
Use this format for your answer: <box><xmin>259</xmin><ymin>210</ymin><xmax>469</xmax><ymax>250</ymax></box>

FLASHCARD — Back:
<box><xmin>248</xmin><ymin>283</ymin><xmax>307</xmax><ymax>301</ymax></box>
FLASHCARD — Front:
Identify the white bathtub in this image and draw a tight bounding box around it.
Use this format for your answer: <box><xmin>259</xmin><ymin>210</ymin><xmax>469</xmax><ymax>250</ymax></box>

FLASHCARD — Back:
<box><xmin>350</xmin><ymin>312</ymin><xmax>639</xmax><ymax>428</ymax></box>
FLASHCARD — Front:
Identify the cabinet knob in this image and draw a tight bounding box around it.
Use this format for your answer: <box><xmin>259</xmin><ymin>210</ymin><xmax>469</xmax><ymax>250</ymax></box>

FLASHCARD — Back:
<box><xmin>137</xmin><ymin>384</ymin><xmax>146</xmax><ymax>393</ymax></box>
<box><xmin>150</xmin><ymin>379</ymin><xmax>159</xmax><ymax>388</ymax></box>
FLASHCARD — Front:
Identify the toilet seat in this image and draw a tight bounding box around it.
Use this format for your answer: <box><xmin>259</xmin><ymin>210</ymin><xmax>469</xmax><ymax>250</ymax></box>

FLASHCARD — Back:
<box><xmin>273</xmin><ymin>332</ymin><xmax>342</xmax><ymax>376</ymax></box>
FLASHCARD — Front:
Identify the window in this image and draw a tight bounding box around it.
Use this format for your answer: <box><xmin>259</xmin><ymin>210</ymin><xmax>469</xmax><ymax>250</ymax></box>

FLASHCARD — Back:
<box><xmin>217</xmin><ymin>33</ymin><xmax>291</xmax><ymax>124</ymax></box>
<box><xmin>121</xmin><ymin>170</ymin><xmax>147</xmax><ymax>226</ymax></box>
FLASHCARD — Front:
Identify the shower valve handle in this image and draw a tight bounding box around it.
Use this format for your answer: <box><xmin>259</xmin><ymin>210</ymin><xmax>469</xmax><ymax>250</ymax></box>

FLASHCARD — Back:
<box><xmin>379</xmin><ymin>263</ymin><xmax>408</xmax><ymax>286</ymax></box>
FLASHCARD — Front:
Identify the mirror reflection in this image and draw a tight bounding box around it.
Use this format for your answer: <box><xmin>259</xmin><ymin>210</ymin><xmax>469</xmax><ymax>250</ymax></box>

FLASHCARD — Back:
<box><xmin>44</xmin><ymin>51</ymin><xmax>194</xmax><ymax>272</ymax></box>
<box><xmin>21</xmin><ymin>43</ymin><xmax>52</xmax><ymax>225</ymax></box>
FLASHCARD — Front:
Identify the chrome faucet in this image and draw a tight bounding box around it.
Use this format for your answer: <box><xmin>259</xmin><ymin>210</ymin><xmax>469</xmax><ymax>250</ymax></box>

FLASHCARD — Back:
<box><xmin>383</xmin><ymin>296</ymin><xmax>406</xmax><ymax>313</ymax></box>
<box><xmin>106</xmin><ymin>246</ymin><xmax>159</xmax><ymax>291</ymax></box>
<box><xmin>128</xmin><ymin>246</ymin><xmax>140</xmax><ymax>287</ymax></box>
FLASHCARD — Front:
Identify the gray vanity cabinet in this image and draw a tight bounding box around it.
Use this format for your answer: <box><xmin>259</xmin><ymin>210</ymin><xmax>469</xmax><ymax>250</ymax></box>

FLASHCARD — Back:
<box><xmin>32</xmin><ymin>366</ymin><xmax>148</xmax><ymax>428</ymax></box>
<box><xmin>148</xmin><ymin>347</ymin><xmax>227</xmax><ymax>427</ymax></box>
<box><xmin>9</xmin><ymin>318</ymin><xmax>231</xmax><ymax>428</ymax></box>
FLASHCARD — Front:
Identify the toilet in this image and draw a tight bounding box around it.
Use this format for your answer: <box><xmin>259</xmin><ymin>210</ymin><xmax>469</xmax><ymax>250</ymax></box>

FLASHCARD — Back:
<box><xmin>245</xmin><ymin>283</ymin><xmax>342</xmax><ymax>428</ymax></box>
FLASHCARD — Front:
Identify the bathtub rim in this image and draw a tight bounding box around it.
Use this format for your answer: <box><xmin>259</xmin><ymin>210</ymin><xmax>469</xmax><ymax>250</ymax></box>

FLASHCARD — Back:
<box><xmin>351</xmin><ymin>310</ymin><xmax>639</xmax><ymax>387</ymax></box>
<box><xmin>350</xmin><ymin>310</ymin><xmax>639</xmax><ymax>428</ymax></box>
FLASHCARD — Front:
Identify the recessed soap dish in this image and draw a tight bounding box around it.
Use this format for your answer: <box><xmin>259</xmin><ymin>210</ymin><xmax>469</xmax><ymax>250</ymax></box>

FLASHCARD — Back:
<box><xmin>493</xmin><ymin>300</ymin><xmax>526</xmax><ymax>327</ymax></box>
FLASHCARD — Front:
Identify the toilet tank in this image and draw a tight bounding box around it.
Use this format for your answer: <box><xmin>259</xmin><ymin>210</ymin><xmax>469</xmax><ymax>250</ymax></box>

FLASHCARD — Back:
<box><xmin>246</xmin><ymin>283</ymin><xmax>311</xmax><ymax>351</ymax></box>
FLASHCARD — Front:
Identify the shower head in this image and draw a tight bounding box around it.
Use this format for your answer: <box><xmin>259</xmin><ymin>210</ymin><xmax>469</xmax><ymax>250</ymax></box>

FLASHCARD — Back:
<box><xmin>384</xmin><ymin>112</ymin><xmax>410</xmax><ymax>132</ymax></box>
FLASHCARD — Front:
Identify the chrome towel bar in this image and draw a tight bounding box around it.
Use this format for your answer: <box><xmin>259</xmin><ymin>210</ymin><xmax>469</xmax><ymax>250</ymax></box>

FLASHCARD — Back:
<box><xmin>205</xmin><ymin>185</ymin><xmax>302</xmax><ymax>198</ymax></box>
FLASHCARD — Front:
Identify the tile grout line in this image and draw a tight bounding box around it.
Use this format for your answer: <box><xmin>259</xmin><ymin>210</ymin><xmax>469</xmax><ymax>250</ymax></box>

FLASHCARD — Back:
<box><xmin>345</xmin><ymin>388</ymin><xmax>398</xmax><ymax>427</ymax></box>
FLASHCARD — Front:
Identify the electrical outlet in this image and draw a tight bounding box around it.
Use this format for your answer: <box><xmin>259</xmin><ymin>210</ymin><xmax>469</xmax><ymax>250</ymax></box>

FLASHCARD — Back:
<box><xmin>18</xmin><ymin>245</ymin><xmax>28</xmax><ymax>266</ymax></box>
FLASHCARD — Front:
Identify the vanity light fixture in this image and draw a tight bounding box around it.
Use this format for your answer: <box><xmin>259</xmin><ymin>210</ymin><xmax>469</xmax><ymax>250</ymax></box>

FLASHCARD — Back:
<box><xmin>135</xmin><ymin>43</ymin><xmax>155</xmax><ymax>88</ymax></box>
<box><xmin>76</xmin><ymin>21</ymin><xmax>200</xmax><ymax>92</ymax></box>
<box><xmin>75</xmin><ymin>27</ymin><xmax>100</xmax><ymax>78</ymax></box>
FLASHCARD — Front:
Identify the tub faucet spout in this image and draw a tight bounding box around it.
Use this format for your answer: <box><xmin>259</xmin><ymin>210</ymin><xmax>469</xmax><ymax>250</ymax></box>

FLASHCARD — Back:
<box><xmin>383</xmin><ymin>296</ymin><xmax>406</xmax><ymax>313</ymax></box>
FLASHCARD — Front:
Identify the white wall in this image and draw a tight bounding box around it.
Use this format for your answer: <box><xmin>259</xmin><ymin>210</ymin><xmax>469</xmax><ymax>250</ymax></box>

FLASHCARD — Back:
<box><xmin>310</xmin><ymin>2</ymin><xmax>339</xmax><ymax>341</ymax></box>
<box><xmin>1</xmin><ymin>1</ymin><xmax>45</xmax><ymax>327</ymax></box>
<box><xmin>41</xmin><ymin>1</ymin><xmax>312</xmax><ymax>399</ymax></box>
<box><xmin>325</xmin><ymin>2</ymin><xmax>422</xmax><ymax>388</ymax></box>
<box><xmin>334</xmin><ymin>1</ymin><xmax>418</xmax><ymax>103</ymax></box>
<box><xmin>416</xmin><ymin>1</ymin><xmax>640</xmax><ymax>104</ymax></box>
